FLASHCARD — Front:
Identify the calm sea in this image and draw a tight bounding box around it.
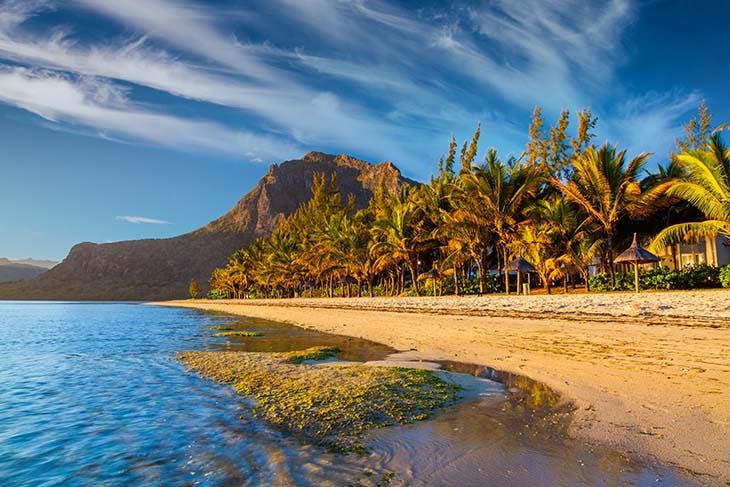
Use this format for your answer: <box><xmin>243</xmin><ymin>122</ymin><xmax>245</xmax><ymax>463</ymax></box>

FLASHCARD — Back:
<box><xmin>0</xmin><ymin>302</ymin><xmax>698</xmax><ymax>486</ymax></box>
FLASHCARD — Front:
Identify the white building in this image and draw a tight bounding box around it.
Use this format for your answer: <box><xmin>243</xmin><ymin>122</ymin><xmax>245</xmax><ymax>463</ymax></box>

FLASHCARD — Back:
<box><xmin>657</xmin><ymin>235</ymin><xmax>730</xmax><ymax>269</ymax></box>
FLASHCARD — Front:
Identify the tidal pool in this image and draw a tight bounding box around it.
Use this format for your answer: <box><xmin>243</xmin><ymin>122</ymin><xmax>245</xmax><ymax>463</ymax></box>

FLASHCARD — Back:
<box><xmin>0</xmin><ymin>302</ymin><xmax>698</xmax><ymax>486</ymax></box>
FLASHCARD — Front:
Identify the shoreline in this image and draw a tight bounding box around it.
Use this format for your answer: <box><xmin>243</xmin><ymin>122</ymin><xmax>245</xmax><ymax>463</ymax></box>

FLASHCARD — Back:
<box><xmin>155</xmin><ymin>290</ymin><xmax>730</xmax><ymax>485</ymax></box>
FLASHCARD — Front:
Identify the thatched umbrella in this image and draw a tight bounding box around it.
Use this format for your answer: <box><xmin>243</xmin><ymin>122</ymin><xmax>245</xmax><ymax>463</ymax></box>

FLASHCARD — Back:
<box><xmin>505</xmin><ymin>257</ymin><xmax>536</xmax><ymax>295</ymax></box>
<box><xmin>614</xmin><ymin>233</ymin><xmax>659</xmax><ymax>293</ymax></box>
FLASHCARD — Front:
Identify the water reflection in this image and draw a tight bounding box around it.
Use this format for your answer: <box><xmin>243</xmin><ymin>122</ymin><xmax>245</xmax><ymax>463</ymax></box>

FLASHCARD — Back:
<box><xmin>204</xmin><ymin>314</ymin><xmax>395</xmax><ymax>362</ymax></box>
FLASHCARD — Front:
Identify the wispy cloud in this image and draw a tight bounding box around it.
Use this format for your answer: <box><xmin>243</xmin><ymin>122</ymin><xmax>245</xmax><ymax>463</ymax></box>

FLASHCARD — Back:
<box><xmin>0</xmin><ymin>0</ymin><xmax>704</xmax><ymax>173</ymax></box>
<box><xmin>603</xmin><ymin>90</ymin><xmax>702</xmax><ymax>159</ymax></box>
<box><xmin>116</xmin><ymin>215</ymin><xmax>172</xmax><ymax>224</ymax></box>
<box><xmin>0</xmin><ymin>5</ymin><xmax>423</xmax><ymax>166</ymax></box>
<box><xmin>76</xmin><ymin>0</ymin><xmax>279</xmax><ymax>84</ymax></box>
<box><xmin>0</xmin><ymin>66</ymin><xmax>302</xmax><ymax>161</ymax></box>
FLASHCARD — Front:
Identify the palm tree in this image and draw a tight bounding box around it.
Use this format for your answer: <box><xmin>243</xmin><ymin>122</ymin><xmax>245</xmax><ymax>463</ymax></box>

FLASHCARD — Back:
<box><xmin>650</xmin><ymin>133</ymin><xmax>730</xmax><ymax>250</ymax></box>
<box><xmin>460</xmin><ymin>149</ymin><xmax>543</xmax><ymax>293</ymax></box>
<box><xmin>553</xmin><ymin>143</ymin><xmax>653</xmax><ymax>286</ymax></box>
<box><xmin>263</xmin><ymin>229</ymin><xmax>304</xmax><ymax>297</ymax></box>
<box><xmin>371</xmin><ymin>187</ymin><xmax>424</xmax><ymax>295</ymax></box>
<box><xmin>510</xmin><ymin>223</ymin><xmax>562</xmax><ymax>294</ymax></box>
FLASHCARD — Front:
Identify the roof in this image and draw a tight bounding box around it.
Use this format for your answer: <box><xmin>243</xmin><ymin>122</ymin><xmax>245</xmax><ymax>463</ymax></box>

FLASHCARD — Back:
<box><xmin>505</xmin><ymin>257</ymin><xmax>537</xmax><ymax>272</ymax></box>
<box><xmin>614</xmin><ymin>233</ymin><xmax>660</xmax><ymax>263</ymax></box>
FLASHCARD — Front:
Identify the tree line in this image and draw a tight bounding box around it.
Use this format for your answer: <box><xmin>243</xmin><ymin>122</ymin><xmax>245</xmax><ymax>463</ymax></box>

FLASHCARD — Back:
<box><xmin>207</xmin><ymin>103</ymin><xmax>730</xmax><ymax>298</ymax></box>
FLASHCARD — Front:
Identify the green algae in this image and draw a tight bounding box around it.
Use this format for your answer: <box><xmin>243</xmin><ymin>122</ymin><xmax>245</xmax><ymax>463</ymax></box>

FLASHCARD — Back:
<box><xmin>178</xmin><ymin>347</ymin><xmax>461</xmax><ymax>451</ymax></box>
<box><xmin>286</xmin><ymin>346</ymin><xmax>340</xmax><ymax>364</ymax></box>
<box><xmin>213</xmin><ymin>331</ymin><xmax>262</xmax><ymax>337</ymax></box>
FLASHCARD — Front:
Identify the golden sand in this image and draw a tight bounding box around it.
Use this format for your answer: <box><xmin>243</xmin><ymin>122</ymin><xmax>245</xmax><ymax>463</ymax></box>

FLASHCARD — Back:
<box><xmin>157</xmin><ymin>290</ymin><xmax>730</xmax><ymax>485</ymax></box>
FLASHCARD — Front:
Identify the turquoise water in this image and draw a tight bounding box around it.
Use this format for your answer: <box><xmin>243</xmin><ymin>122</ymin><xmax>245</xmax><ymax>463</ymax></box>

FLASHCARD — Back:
<box><xmin>0</xmin><ymin>302</ymin><xmax>698</xmax><ymax>486</ymax></box>
<box><xmin>0</xmin><ymin>302</ymin><xmax>372</xmax><ymax>486</ymax></box>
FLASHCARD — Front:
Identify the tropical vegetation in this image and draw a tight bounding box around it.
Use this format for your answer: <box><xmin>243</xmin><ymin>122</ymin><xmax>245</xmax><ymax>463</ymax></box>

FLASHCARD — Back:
<box><xmin>208</xmin><ymin>102</ymin><xmax>730</xmax><ymax>298</ymax></box>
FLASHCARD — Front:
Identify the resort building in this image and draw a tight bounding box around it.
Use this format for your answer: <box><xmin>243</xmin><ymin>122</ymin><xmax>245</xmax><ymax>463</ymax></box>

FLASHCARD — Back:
<box><xmin>656</xmin><ymin>235</ymin><xmax>730</xmax><ymax>270</ymax></box>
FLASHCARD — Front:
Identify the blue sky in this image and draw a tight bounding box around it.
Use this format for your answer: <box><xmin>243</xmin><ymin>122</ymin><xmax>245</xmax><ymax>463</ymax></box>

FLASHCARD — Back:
<box><xmin>1</xmin><ymin>0</ymin><xmax>728</xmax><ymax>261</ymax></box>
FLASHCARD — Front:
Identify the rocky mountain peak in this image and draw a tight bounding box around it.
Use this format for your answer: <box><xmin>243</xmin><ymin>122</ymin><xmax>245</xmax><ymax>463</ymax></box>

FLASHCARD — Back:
<box><xmin>0</xmin><ymin>152</ymin><xmax>415</xmax><ymax>300</ymax></box>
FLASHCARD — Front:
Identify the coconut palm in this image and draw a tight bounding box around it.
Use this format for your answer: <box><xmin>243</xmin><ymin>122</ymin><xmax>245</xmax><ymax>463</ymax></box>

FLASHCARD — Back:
<box><xmin>509</xmin><ymin>222</ymin><xmax>562</xmax><ymax>294</ymax></box>
<box><xmin>650</xmin><ymin>132</ymin><xmax>730</xmax><ymax>249</ymax></box>
<box><xmin>460</xmin><ymin>149</ymin><xmax>544</xmax><ymax>293</ymax></box>
<box><xmin>262</xmin><ymin>229</ymin><xmax>304</xmax><ymax>297</ymax></box>
<box><xmin>371</xmin><ymin>187</ymin><xmax>424</xmax><ymax>295</ymax></box>
<box><xmin>552</xmin><ymin>143</ymin><xmax>653</xmax><ymax>285</ymax></box>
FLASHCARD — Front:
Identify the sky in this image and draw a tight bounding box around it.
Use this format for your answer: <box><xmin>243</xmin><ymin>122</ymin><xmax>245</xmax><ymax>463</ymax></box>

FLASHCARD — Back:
<box><xmin>1</xmin><ymin>0</ymin><xmax>729</xmax><ymax>261</ymax></box>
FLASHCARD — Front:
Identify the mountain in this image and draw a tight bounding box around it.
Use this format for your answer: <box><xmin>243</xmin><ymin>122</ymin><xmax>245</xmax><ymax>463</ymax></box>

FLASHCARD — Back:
<box><xmin>0</xmin><ymin>152</ymin><xmax>414</xmax><ymax>301</ymax></box>
<box><xmin>0</xmin><ymin>259</ymin><xmax>55</xmax><ymax>283</ymax></box>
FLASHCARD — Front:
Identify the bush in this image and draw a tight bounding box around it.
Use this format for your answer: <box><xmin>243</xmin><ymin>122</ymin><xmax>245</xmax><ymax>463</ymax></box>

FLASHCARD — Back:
<box><xmin>457</xmin><ymin>274</ymin><xmax>501</xmax><ymax>295</ymax></box>
<box><xmin>207</xmin><ymin>289</ymin><xmax>228</xmax><ymax>299</ymax></box>
<box><xmin>683</xmin><ymin>264</ymin><xmax>721</xmax><ymax>288</ymax></box>
<box><xmin>720</xmin><ymin>265</ymin><xmax>730</xmax><ymax>288</ymax></box>
<box><xmin>590</xmin><ymin>265</ymin><xmax>723</xmax><ymax>292</ymax></box>
<box><xmin>588</xmin><ymin>272</ymin><xmax>634</xmax><ymax>292</ymax></box>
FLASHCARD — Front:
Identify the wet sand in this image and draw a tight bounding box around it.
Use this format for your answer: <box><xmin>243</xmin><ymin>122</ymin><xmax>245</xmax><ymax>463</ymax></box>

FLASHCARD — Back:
<box><xmin>156</xmin><ymin>290</ymin><xmax>730</xmax><ymax>485</ymax></box>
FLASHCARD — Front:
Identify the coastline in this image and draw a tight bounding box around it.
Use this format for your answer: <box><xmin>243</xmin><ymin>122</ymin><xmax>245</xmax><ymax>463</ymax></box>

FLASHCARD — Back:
<box><xmin>155</xmin><ymin>290</ymin><xmax>730</xmax><ymax>485</ymax></box>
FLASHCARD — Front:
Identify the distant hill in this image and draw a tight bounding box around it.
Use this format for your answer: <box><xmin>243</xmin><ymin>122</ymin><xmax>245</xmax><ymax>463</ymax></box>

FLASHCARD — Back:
<box><xmin>0</xmin><ymin>152</ymin><xmax>414</xmax><ymax>300</ymax></box>
<box><xmin>1</xmin><ymin>258</ymin><xmax>58</xmax><ymax>269</ymax></box>
<box><xmin>0</xmin><ymin>258</ymin><xmax>56</xmax><ymax>283</ymax></box>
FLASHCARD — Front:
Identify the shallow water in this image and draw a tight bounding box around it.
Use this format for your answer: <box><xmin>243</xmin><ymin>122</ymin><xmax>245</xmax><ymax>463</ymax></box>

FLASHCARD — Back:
<box><xmin>0</xmin><ymin>302</ymin><xmax>698</xmax><ymax>486</ymax></box>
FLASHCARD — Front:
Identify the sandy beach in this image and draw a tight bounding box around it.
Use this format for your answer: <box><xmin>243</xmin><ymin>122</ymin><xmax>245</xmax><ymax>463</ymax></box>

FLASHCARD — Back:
<box><xmin>157</xmin><ymin>290</ymin><xmax>730</xmax><ymax>485</ymax></box>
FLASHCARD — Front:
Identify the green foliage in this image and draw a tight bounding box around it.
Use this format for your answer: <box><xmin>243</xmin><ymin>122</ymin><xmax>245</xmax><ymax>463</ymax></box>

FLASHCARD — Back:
<box><xmin>588</xmin><ymin>272</ymin><xmax>633</xmax><ymax>292</ymax></box>
<box><xmin>590</xmin><ymin>265</ymin><xmax>722</xmax><ymax>292</ymax></box>
<box><xmin>650</xmin><ymin>132</ymin><xmax>730</xmax><ymax>251</ymax></box>
<box><xmin>455</xmin><ymin>275</ymin><xmax>500</xmax><ymax>294</ymax></box>
<box><xmin>720</xmin><ymin>265</ymin><xmax>730</xmax><ymax>288</ymax></box>
<box><xmin>207</xmin><ymin>288</ymin><xmax>227</xmax><ymax>299</ymax></box>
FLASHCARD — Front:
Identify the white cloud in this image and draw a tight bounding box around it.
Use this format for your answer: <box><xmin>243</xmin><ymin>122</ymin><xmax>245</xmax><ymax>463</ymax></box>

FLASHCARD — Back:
<box><xmin>116</xmin><ymin>215</ymin><xmax>171</xmax><ymax>224</ymax></box>
<box><xmin>0</xmin><ymin>7</ymin><xmax>424</xmax><ymax>167</ymax></box>
<box><xmin>0</xmin><ymin>66</ymin><xmax>302</xmax><ymax>162</ymax></box>
<box><xmin>602</xmin><ymin>90</ymin><xmax>702</xmax><ymax>160</ymax></box>
<box><xmin>75</xmin><ymin>0</ymin><xmax>278</xmax><ymax>84</ymax></box>
<box><xmin>0</xmin><ymin>0</ymin><xmax>701</xmax><ymax>175</ymax></box>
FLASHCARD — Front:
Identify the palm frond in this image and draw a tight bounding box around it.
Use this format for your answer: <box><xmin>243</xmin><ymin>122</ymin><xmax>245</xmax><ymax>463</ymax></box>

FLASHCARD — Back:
<box><xmin>649</xmin><ymin>220</ymin><xmax>729</xmax><ymax>252</ymax></box>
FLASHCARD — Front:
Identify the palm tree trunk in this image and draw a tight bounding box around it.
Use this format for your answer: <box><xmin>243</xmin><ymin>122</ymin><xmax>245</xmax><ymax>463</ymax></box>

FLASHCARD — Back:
<box><xmin>502</xmin><ymin>248</ymin><xmax>509</xmax><ymax>296</ymax></box>
<box><xmin>607</xmin><ymin>230</ymin><xmax>616</xmax><ymax>288</ymax></box>
<box><xmin>408</xmin><ymin>261</ymin><xmax>421</xmax><ymax>296</ymax></box>
<box><xmin>453</xmin><ymin>262</ymin><xmax>460</xmax><ymax>296</ymax></box>
<box><xmin>516</xmin><ymin>270</ymin><xmax>522</xmax><ymax>295</ymax></box>
<box><xmin>479</xmin><ymin>248</ymin><xmax>488</xmax><ymax>294</ymax></box>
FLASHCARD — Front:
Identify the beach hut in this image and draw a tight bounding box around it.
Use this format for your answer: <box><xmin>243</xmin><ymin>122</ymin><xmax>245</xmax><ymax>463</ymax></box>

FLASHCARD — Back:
<box><xmin>505</xmin><ymin>257</ymin><xmax>536</xmax><ymax>295</ymax></box>
<box><xmin>614</xmin><ymin>233</ymin><xmax>660</xmax><ymax>293</ymax></box>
